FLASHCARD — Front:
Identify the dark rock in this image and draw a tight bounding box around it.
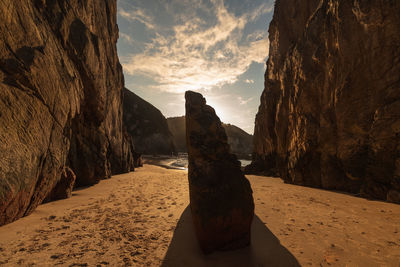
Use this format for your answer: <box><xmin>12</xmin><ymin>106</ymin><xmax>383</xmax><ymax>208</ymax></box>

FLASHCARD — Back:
<box><xmin>167</xmin><ymin>116</ymin><xmax>253</xmax><ymax>158</ymax></box>
<box><xmin>123</xmin><ymin>88</ymin><xmax>175</xmax><ymax>155</ymax></box>
<box><xmin>133</xmin><ymin>151</ymin><xmax>143</xmax><ymax>168</ymax></box>
<box><xmin>44</xmin><ymin>167</ymin><xmax>76</xmax><ymax>202</ymax></box>
<box><xmin>185</xmin><ymin>91</ymin><xmax>254</xmax><ymax>253</ymax></box>
<box><xmin>0</xmin><ymin>0</ymin><xmax>134</xmax><ymax>225</ymax></box>
<box><xmin>251</xmin><ymin>0</ymin><xmax>400</xmax><ymax>203</ymax></box>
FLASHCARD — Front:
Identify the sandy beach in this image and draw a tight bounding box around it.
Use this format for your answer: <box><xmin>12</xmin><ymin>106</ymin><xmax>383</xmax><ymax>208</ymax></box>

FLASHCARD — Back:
<box><xmin>0</xmin><ymin>164</ymin><xmax>399</xmax><ymax>266</ymax></box>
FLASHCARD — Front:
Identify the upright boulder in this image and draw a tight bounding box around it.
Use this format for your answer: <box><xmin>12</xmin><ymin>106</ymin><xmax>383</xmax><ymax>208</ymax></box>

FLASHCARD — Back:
<box><xmin>185</xmin><ymin>91</ymin><xmax>254</xmax><ymax>253</ymax></box>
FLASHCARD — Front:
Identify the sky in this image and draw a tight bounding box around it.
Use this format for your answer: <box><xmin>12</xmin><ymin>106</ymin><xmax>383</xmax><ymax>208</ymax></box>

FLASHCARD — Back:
<box><xmin>117</xmin><ymin>0</ymin><xmax>274</xmax><ymax>134</ymax></box>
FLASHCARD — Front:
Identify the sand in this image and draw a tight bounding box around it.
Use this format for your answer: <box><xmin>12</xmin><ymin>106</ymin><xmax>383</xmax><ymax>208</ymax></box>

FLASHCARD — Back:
<box><xmin>0</xmin><ymin>165</ymin><xmax>399</xmax><ymax>266</ymax></box>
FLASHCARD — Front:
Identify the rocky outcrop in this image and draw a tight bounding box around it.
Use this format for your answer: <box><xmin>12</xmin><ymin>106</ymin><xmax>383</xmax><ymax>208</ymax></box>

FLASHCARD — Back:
<box><xmin>44</xmin><ymin>167</ymin><xmax>76</xmax><ymax>202</ymax></box>
<box><xmin>0</xmin><ymin>0</ymin><xmax>134</xmax><ymax>225</ymax></box>
<box><xmin>185</xmin><ymin>91</ymin><xmax>254</xmax><ymax>253</ymax></box>
<box><xmin>251</xmin><ymin>0</ymin><xmax>400</xmax><ymax>202</ymax></box>
<box><xmin>123</xmin><ymin>88</ymin><xmax>175</xmax><ymax>155</ymax></box>
<box><xmin>167</xmin><ymin>116</ymin><xmax>253</xmax><ymax>158</ymax></box>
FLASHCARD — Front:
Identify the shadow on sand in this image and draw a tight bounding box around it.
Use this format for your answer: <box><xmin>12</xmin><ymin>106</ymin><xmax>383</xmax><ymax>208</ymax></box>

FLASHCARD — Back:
<box><xmin>161</xmin><ymin>206</ymin><xmax>300</xmax><ymax>267</ymax></box>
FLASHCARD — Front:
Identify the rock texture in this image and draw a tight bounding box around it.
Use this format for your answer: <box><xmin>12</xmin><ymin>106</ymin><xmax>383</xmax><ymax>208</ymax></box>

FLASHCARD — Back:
<box><xmin>0</xmin><ymin>0</ymin><xmax>134</xmax><ymax>225</ymax></box>
<box><xmin>185</xmin><ymin>91</ymin><xmax>254</xmax><ymax>253</ymax></box>
<box><xmin>167</xmin><ymin>116</ymin><xmax>253</xmax><ymax>158</ymax></box>
<box><xmin>44</xmin><ymin>167</ymin><xmax>76</xmax><ymax>202</ymax></box>
<box><xmin>250</xmin><ymin>0</ymin><xmax>400</xmax><ymax>202</ymax></box>
<box><xmin>123</xmin><ymin>88</ymin><xmax>175</xmax><ymax>155</ymax></box>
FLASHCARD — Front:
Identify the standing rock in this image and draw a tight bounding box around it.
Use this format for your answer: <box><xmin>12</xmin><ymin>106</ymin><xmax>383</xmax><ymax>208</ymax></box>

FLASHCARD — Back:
<box><xmin>185</xmin><ymin>91</ymin><xmax>254</xmax><ymax>253</ymax></box>
<box><xmin>44</xmin><ymin>167</ymin><xmax>76</xmax><ymax>202</ymax></box>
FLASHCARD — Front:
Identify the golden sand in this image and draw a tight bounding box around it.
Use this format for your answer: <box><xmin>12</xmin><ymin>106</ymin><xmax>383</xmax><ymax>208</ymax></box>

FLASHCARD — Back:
<box><xmin>0</xmin><ymin>165</ymin><xmax>399</xmax><ymax>266</ymax></box>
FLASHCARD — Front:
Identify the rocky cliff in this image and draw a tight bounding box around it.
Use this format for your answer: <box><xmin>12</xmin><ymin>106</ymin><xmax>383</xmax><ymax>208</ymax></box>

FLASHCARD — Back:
<box><xmin>250</xmin><ymin>0</ymin><xmax>400</xmax><ymax>202</ymax></box>
<box><xmin>123</xmin><ymin>88</ymin><xmax>175</xmax><ymax>155</ymax></box>
<box><xmin>167</xmin><ymin>116</ymin><xmax>253</xmax><ymax>158</ymax></box>
<box><xmin>0</xmin><ymin>0</ymin><xmax>134</xmax><ymax>225</ymax></box>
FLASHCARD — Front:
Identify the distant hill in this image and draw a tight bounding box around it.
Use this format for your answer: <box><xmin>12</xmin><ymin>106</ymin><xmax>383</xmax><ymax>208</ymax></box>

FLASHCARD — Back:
<box><xmin>223</xmin><ymin>123</ymin><xmax>253</xmax><ymax>158</ymax></box>
<box><xmin>167</xmin><ymin>116</ymin><xmax>253</xmax><ymax>158</ymax></box>
<box><xmin>167</xmin><ymin>116</ymin><xmax>187</xmax><ymax>153</ymax></box>
<box><xmin>123</xmin><ymin>88</ymin><xmax>175</xmax><ymax>155</ymax></box>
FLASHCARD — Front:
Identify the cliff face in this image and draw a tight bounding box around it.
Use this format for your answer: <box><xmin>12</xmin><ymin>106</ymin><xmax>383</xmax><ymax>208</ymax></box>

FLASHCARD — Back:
<box><xmin>251</xmin><ymin>0</ymin><xmax>400</xmax><ymax>202</ymax></box>
<box><xmin>167</xmin><ymin>116</ymin><xmax>253</xmax><ymax>158</ymax></box>
<box><xmin>0</xmin><ymin>0</ymin><xmax>134</xmax><ymax>225</ymax></box>
<box><xmin>123</xmin><ymin>88</ymin><xmax>175</xmax><ymax>155</ymax></box>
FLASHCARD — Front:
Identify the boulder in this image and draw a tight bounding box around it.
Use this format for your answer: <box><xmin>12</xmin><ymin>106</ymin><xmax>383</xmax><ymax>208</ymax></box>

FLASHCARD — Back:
<box><xmin>185</xmin><ymin>91</ymin><xmax>254</xmax><ymax>253</ymax></box>
<box><xmin>133</xmin><ymin>151</ymin><xmax>143</xmax><ymax>168</ymax></box>
<box><xmin>44</xmin><ymin>167</ymin><xmax>76</xmax><ymax>202</ymax></box>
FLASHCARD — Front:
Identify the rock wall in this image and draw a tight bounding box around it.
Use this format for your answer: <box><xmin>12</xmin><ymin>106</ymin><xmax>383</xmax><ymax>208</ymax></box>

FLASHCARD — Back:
<box><xmin>123</xmin><ymin>88</ymin><xmax>175</xmax><ymax>155</ymax></box>
<box><xmin>0</xmin><ymin>0</ymin><xmax>134</xmax><ymax>225</ymax></box>
<box><xmin>251</xmin><ymin>0</ymin><xmax>400</xmax><ymax>202</ymax></box>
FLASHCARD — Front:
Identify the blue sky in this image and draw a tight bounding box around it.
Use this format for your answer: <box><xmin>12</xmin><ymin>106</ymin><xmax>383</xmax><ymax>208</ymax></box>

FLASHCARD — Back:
<box><xmin>117</xmin><ymin>0</ymin><xmax>274</xmax><ymax>134</ymax></box>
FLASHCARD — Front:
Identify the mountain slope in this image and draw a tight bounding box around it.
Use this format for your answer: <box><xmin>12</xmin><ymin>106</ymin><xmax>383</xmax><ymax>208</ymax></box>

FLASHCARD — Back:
<box><xmin>123</xmin><ymin>88</ymin><xmax>175</xmax><ymax>155</ymax></box>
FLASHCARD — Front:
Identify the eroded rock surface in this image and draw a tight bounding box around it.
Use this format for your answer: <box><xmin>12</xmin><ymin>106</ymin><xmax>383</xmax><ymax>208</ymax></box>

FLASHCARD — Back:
<box><xmin>185</xmin><ymin>91</ymin><xmax>254</xmax><ymax>253</ymax></box>
<box><xmin>0</xmin><ymin>0</ymin><xmax>134</xmax><ymax>225</ymax></box>
<box><xmin>250</xmin><ymin>0</ymin><xmax>400</xmax><ymax>202</ymax></box>
<box><xmin>44</xmin><ymin>167</ymin><xmax>76</xmax><ymax>202</ymax></box>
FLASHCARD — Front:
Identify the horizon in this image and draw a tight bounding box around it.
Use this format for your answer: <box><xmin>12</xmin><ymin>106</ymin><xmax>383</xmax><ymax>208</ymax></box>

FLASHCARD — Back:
<box><xmin>116</xmin><ymin>0</ymin><xmax>274</xmax><ymax>134</ymax></box>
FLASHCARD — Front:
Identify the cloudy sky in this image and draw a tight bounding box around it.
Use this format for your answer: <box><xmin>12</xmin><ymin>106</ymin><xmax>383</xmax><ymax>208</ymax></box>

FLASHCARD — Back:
<box><xmin>117</xmin><ymin>0</ymin><xmax>274</xmax><ymax>134</ymax></box>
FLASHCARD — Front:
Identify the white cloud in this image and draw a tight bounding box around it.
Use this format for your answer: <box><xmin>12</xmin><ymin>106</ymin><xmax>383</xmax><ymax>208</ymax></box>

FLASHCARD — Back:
<box><xmin>244</xmin><ymin>79</ymin><xmax>255</xmax><ymax>84</ymax></box>
<box><xmin>119</xmin><ymin>8</ymin><xmax>155</xmax><ymax>30</ymax></box>
<box><xmin>119</xmin><ymin>1</ymin><xmax>271</xmax><ymax>94</ymax></box>
<box><xmin>237</xmin><ymin>96</ymin><xmax>254</xmax><ymax>105</ymax></box>
<box><xmin>119</xmin><ymin>32</ymin><xmax>136</xmax><ymax>45</ymax></box>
